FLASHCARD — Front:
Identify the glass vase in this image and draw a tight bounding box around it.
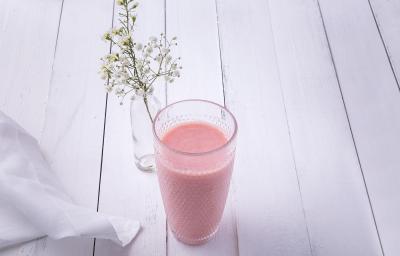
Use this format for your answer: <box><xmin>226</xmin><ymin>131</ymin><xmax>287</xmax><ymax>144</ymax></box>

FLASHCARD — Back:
<box><xmin>130</xmin><ymin>89</ymin><xmax>161</xmax><ymax>172</ymax></box>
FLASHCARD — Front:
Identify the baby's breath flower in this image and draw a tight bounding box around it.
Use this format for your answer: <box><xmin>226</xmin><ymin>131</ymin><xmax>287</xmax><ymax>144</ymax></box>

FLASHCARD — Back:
<box><xmin>146</xmin><ymin>47</ymin><xmax>153</xmax><ymax>54</ymax></box>
<box><xmin>120</xmin><ymin>36</ymin><xmax>131</xmax><ymax>47</ymax></box>
<box><xmin>172</xmin><ymin>70</ymin><xmax>180</xmax><ymax>77</ymax></box>
<box><xmin>111</xmin><ymin>27</ymin><xmax>123</xmax><ymax>36</ymax></box>
<box><xmin>106</xmin><ymin>53</ymin><xmax>119</xmax><ymax>62</ymax></box>
<box><xmin>155</xmin><ymin>54</ymin><xmax>162</xmax><ymax>63</ymax></box>
<box><xmin>102</xmin><ymin>31</ymin><xmax>112</xmax><ymax>41</ymax></box>
<box><xmin>135</xmin><ymin>43</ymin><xmax>143</xmax><ymax>51</ymax></box>
<box><xmin>105</xmin><ymin>84</ymin><xmax>113</xmax><ymax>92</ymax></box>
<box><xmin>161</xmin><ymin>48</ymin><xmax>170</xmax><ymax>54</ymax></box>
<box><xmin>149</xmin><ymin>36</ymin><xmax>157</xmax><ymax>43</ymax></box>
<box><xmin>100</xmin><ymin>0</ymin><xmax>181</xmax><ymax>110</ymax></box>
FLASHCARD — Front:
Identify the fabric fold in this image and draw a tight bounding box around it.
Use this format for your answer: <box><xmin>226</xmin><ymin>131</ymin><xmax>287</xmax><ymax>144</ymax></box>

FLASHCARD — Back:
<box><xmin>0</xmin><ymin>111</ymin><xmax>140</xmax><ymax>249</ymax></box>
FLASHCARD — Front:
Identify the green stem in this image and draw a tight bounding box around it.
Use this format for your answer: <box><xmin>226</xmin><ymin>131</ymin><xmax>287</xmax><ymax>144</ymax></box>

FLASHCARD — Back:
<box><xmin>143</xmin><ymin>96</ymin><xmax>154</xmax><ymax>124</ymax></box>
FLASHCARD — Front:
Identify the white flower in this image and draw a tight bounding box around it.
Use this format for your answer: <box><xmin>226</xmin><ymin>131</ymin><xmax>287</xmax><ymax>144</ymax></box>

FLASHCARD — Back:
<box><xmin>155</xmin><ymin>54</ymin><xmax>162</xmax><ymax>63</ymax></box>
<box><xmin>102</xmin><ymin>31</ymin><xmax>111</xmax><ymax>41</ymax></box>
<box><xmin>171</xmin><ymin>63</ymin><xmax>177</xmax><ymax>70</ymax></box>
<box><xmin>143</xmin><ymin>67</ymin><xmax>150</xmax><ymax>74</ymax></box>
<box><xmin>135</xmin><ymin>43</ymin><xmax>143</xmax><ymax>51</ymax></box>
<box><xmin>119</xmin><ymin>35</ymin><xmax>131</xmax><ymax>47</ymax></box>
<box><xmin>106</xmin><ymin>53</ymin><xmax>119</xmax><ymax>62</ymax></box>
<box><xmin>100</xmin><ymin>73</ymin><xmax>108</xmax><ymax>80</ymax></box>
<box><xmin>161</xmin><ymin>48</ymin><xmax>170</xmax><ymax>54</ymax></box>
<box><xmin>132</xmin><ymin>2</ymin><xmax>139</xmax><ymax>8</ymax></box>
<box><xmin>149</xmin><ymin>36</ymin><xmax>157</xmax><ymax>43</ymax></box>
<box><xmin>115</xmin><ymin>86</ymin><xmax>125</xmax><ymax>96</ymax></box>
<box><xmin>105</xmin><ymin>84</ymin><xmax>113</xmax><ymax>92</ymax></box>
<box><xmin>146</xmin><ymin>46</ymin><xmax>153</xmax><ymax>54</ymax></box>
<box><xmin>119</xmin><ymin>56</ymin><xmax>129</xmax><ymax>66</ymax></box>
<box><xmin>172</xmin><ymin>70</ymin><xmax>180</xmax><ymax>77</ymax></box>
<box><xmin>111</xmin><ymin>27</ymin><xmax>123</xmax><ymax>36</ymax></box>
<box><xmin>165</xmin><ymin>55</ymin><xmax>172</xmax><ymax>64</ymax></box>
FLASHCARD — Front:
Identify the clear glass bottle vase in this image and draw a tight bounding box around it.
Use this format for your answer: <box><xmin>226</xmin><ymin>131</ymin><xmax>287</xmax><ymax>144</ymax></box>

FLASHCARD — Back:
<box><xmin>130</xmin><ymin>89</ymin><xmax>161</xmax><ymax>172</ymax></box>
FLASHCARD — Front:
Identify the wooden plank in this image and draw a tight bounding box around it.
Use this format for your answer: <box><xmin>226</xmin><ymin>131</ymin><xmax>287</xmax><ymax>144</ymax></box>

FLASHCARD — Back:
<box><xmin>267</xmin><ymin>0</ymin><xmax>383</xmax><ymax>255</ymax></box>
<box><xmin>0</xmin><ymin>0</ymin><xmax>62</xmax><ymax>255</ymax></box>
<box><xmin>215</xmin><ymin>0</ymin><xmax>312</xmax><ymax>255</ymax></box>
<box><xmin>165</xmin><ymin>0</ymin><xmax>237</xmax><ymax>255</ymax></box>
<box><xmin>26</xmin><ymin>0</ymin><xmax>113</xmax><ymax>255</ymax></box>
<box><xmin>369</xmin><ymin>0</ymin><xmax>400</xmax><ymax>90</ymax></box>
<box><xmin>0</xmin><ymin>0</ymin><xmax>62</xmax><ymax>139</ymax></box>
<box><xmin>94</xmin><ymin>0</ymin><xmax>167</xmax><ymax>255</ymax></box>
<box><xmin>318</xmin><ymin>0</ymin><xmax>400</xmax><ymax>255</ymax></box>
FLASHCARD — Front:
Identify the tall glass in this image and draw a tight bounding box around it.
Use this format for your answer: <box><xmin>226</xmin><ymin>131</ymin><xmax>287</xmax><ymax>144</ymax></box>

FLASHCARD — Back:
<box><xmin>153</xmin><ymin>99</ymin><xmax>238</xmax><ymax>245</ymax></box>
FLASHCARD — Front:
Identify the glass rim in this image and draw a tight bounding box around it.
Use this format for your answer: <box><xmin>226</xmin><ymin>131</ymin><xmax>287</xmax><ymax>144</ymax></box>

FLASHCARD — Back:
<box><xmin>152</xmin><ymin>99</ymin><xmax>238</xmax><ymax>156</ymax></box>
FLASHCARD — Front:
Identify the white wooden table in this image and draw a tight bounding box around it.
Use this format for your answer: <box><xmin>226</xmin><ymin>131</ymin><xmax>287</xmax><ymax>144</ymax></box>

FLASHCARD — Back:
<box><xmin>1</xmin><ymin>0</ymin><xmax>400</xmax><ymax>255</ymax></box>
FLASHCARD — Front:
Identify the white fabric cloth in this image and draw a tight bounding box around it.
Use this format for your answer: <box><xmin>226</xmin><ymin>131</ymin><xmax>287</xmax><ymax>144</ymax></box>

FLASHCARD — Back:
<box><xmin>0</xmin><ymin>111</ymin><xmax>140</xmax><ymax>249</ymax></box>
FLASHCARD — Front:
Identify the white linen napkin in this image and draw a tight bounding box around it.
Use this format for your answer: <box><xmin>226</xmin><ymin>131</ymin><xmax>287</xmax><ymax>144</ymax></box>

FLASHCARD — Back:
<box><xmin>0</xmin><ymin>110</ymin><xmax>140</xmax><ymax>249</ymax></box>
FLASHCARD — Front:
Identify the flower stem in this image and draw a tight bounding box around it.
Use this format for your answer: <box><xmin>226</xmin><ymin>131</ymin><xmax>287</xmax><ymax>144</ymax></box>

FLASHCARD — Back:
<box><xmin>143</xmin><ymin>96</ymin><xmax>154</xmax><ymax>124</ymax></box>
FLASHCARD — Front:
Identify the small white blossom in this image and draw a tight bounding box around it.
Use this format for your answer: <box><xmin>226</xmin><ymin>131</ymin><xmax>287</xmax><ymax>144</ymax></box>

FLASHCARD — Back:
<box><xmin>146</xmin><ymin>46</ymin><xmax>153</xmax><ymax>54</ymax></box>
<box><xmin>161</xmin><ymin>48</ymin><xmax>170</xmax><ymax>54</ymax></box>
<box><xmin>172</xmin><ymin>70</ymin><xmax>180</xmax><ymax>77</ymax></box>
<box><xmin>135</xmin><ymin>43</ymin><xmax>143</xmax><ymax>51</ymax></box>
<box><xmin>102</xmin><ymin>31</ymin><xmax>111</xmax><ymax>41</ymax></box>
<box><xmin>100</xmin><ymin>0</ymin><xmax>181</xmax><ymax>106</ymax></box>
<box><xmin>149</xmin><ymin>36</ymin><xmax>157</xmax><ymax>43</ymax></box>
<box><xmin>155</xmin><ymin>54</ymin><xmax>162</xmax><ymax>63</ymax></box>
<box><xmin>105</xmin><ymin>84</ymin><xmax>113</xmax><ymax>92</ymax></box>
<box><xmin>119</xmin><ymin>35</ymin><xmax>131</xmax><ymax>47</ymax></box>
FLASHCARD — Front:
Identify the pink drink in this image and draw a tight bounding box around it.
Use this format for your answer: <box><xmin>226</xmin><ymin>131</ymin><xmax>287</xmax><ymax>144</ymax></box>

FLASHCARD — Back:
<box><xmin>153</xmin><ymin>100</ymin><xmax>237</xmax><ymax>245</ymax></box>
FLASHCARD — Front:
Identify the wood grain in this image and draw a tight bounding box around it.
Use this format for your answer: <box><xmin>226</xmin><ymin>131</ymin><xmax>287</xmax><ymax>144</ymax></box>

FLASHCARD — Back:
<box><xmin>34</xmin><ymin>0</ymin><xmax>114</xmax><ymax>255</ymax></box>
<box><xmin>369</xmin><ymin>0</ymin><xmax>400</xmax><ymax>91</ymax></box>
<box><xmin>0</xmin><ymin>0</ymin><xmax>62</xmax><ymax>139</ymax></box>
<box><xmin>318</xmin><ymin>0</ymin><xmax>400</xmax><ymax>254</ymax></box>
<box><xmin>216</xmin><ymin>0</ymin><xmax>312</xmax><ymax>255</ymax></box>
<box><xmin>94</xmin><ymin>0</ymin><xmax>167</xmax><ymax>255</ymax></box>
<box><xmin>268</xmin><ymin>0</ymin><xmax>383</xmax><ymax>254</ymax></box>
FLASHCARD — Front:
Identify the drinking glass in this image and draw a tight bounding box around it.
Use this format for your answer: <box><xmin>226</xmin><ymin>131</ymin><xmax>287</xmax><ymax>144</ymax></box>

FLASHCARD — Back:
<box><xmin>153</xmin><ymin>99</ymin><xmax>238</xmax><ymax>245</ymax></box>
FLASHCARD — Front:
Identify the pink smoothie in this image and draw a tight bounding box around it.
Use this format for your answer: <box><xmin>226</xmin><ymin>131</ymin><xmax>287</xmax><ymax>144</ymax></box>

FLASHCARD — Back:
<box><xmin>156</xmin><ymin>122</ymin><xmax>234</xmax><ymax>245</ymax></box>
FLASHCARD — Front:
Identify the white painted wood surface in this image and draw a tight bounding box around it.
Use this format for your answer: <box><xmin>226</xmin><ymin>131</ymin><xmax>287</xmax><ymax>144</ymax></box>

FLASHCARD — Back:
<box><xmin>1</xmin><ymin>0</ymin><xmax>400</xmax><ymax>255</ymax></box>
<box><xmin>216</xmin><ymin>0</ymin><xmax>312</xmax><ymax>255</ymax></box>
<box><xmin>268</xmin><ymin>0</ymin><xmax>383</xmax><ymax>255</ymax></box>
<box><xmin>369</xmin><ymin>0</ymin><xmax>400</xmax><ymax>89</ymax></box>
<box><xmin>318</xmin><ymin>0</ymin><xmax>400</xmax><ymax>255</ymax></box>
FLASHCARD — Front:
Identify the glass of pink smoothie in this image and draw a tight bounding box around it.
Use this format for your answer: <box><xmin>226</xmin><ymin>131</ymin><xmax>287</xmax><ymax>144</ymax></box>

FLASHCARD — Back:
<box><xmin>153</xmin><ymin>99</ymin><xmax>237</xmax><ymax>245</ymax></box>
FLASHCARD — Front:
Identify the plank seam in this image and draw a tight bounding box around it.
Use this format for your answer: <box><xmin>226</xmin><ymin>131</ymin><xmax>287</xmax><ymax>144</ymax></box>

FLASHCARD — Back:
<box><xmin>316</xmin><ymin>1</ymin><xmax>385</xmax><ymax>255</ymax></box>
<box><xmin>214</xmin><ymin>0</ymin><xmax>239</xmax><ymax>255</ymax></box>
<box><xmin>367</xmin><ymin>0</ymin><xmax>400</xmax><ymax>93</ymax></box>
<box><xmin>264</xmin><ymin>2</ymin><xmax>315</xmax><ymax>255</ymax></box>
<box><xmin>40</xmin><ymin>0</ymin><xmax>65</xmax><ymax>141</ymax></box>
<box><xmin>214</xmin><ymin>0</ymin><xmax>227</xmax><ymax>107</ymax></box>
<box><xmin>92</xmin><ymin>1</ymin><xmax>116</xmax><ymax>255</ymax></box>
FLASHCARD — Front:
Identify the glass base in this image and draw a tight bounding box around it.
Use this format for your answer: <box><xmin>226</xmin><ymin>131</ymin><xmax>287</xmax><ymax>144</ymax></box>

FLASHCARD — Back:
<box><xmin>170</xmin><ymin>226</ymin><xmax>219</xmax><ymax>245</ymax></box>
<box><xmin>135</xmin><ymin>154</ymin><xmax>156</xmax><ymax>172</ymax></box>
